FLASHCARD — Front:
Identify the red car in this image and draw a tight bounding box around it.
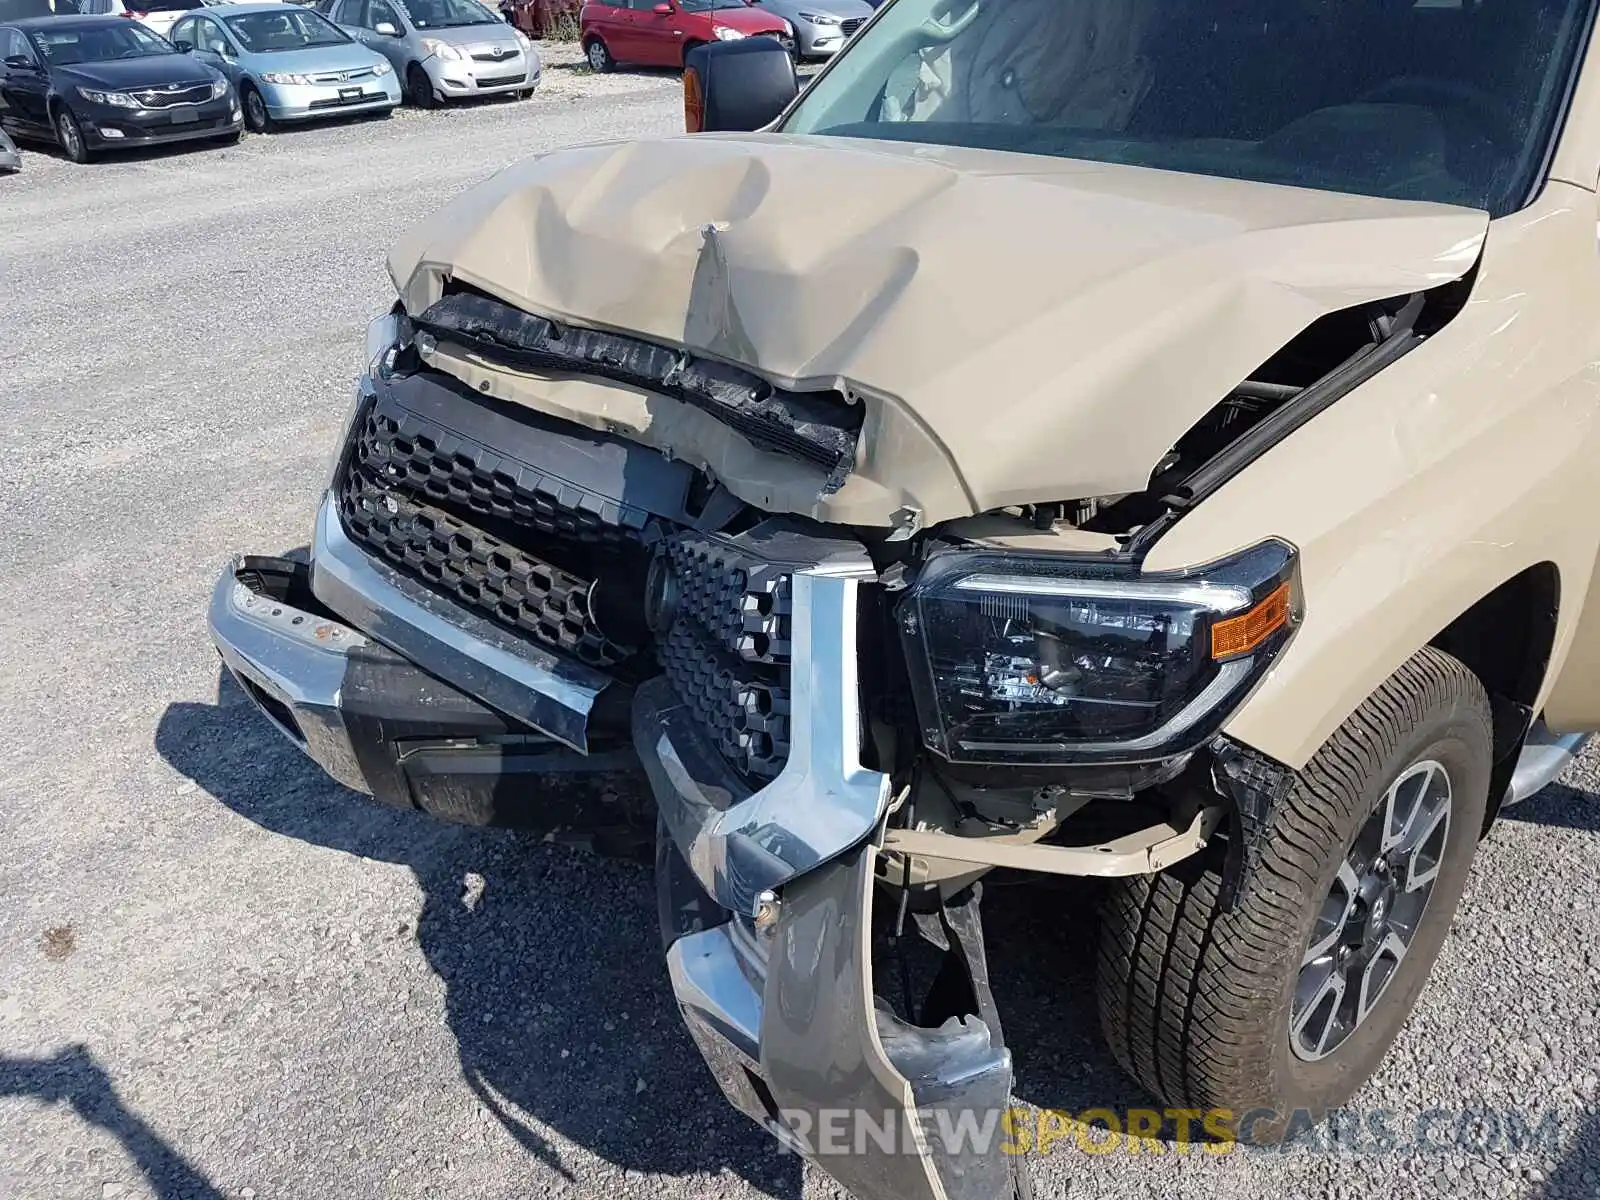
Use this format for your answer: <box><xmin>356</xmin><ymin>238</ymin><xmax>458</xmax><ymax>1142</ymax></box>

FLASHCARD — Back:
<box><xmin>580</xmin><ymin>0</ymin><xmax>792</xmax><ymax>71</ymax></box>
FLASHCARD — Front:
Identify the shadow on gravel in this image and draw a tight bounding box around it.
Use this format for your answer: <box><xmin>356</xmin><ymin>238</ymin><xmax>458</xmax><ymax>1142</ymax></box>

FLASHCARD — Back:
<box><xmin>980</xmin><ymin>879</ymin><xmax>1156</xmax><ymax>1119</ymax></box>
<box><xmin>6</xmin><ymin>134</ymin><xmax>243</xmax><ymax>167</ymax></box>
<box><xmin>1502</xmin><ymin>782</ymin><xmax>1600</xmax><ymax>833</ymax></box>
<box><xmin>1543</xmin><ymin>1106</ymin><xmax>1600</xmax><ymax>1199</ymax></box>
<box><xmin>0</xmin><ymin>1045</ymin><xmax>225</xmax><ymax>1199</ymax></box>
<box><xmin>155</xmin><ymin>669</ymin><xmax>802</xmax><ymax>1199</ymax></box>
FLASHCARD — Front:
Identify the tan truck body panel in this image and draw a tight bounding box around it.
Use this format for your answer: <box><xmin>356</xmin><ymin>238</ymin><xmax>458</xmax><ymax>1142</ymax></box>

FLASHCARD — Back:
<box><xmin>384</xmin><ymin>31</ymin><xmax>1600</xmax><ymax>774</ymax></box>
<box><xmin>387</xmin><ymin>136</ymin><xmax>1485</xmax><ymax>528</ymax></box>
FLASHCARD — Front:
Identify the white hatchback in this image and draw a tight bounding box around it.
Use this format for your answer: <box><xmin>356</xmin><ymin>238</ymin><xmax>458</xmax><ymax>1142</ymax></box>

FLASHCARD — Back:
<box><xmin>72</xmin><ymin>0</ymin><xmax>224</xmax><ymax>40</ymax></box>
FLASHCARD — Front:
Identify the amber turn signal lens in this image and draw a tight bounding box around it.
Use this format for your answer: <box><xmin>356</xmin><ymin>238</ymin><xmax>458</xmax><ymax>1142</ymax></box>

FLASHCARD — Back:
<box><xmin>683</xmin><ymin>67</ymin><xmax>704</xmax><ymax>133</ymax></box>
<box><xmin>1211</xmin><ymin>581</ymin><xmax>1291</xmax><ymax>660</ymax></box>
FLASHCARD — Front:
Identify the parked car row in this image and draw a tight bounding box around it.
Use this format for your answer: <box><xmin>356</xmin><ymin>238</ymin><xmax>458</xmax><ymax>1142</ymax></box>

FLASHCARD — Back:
<box><xmin>0</xmin><ymin>0</ymin><xmax>537</xmax><ymax>163</ymax></box>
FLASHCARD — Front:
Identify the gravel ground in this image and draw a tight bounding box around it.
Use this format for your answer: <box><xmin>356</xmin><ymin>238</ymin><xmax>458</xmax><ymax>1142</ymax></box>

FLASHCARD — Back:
<box><xmin>0</xmin><ymin>64</ymin><xmax>1598</xmax><ymax>1200</ymax></box>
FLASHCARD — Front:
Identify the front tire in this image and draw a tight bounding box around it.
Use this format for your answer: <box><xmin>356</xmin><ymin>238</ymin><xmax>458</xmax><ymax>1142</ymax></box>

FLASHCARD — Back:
<box><xmin>54</xmin><ymin>106</ymin><xmax>91</xmax><ymax>164</ymax></box>
<box><xmin>584</xmin><ymin>36</ymin><xmax>614</xmax><ymax>72</ymax></box>
<box><xmin>406</xmin><ymin>63</ymin><xmax>439</xmax><ymax>108</ymax></box>
<box><xmin>1096</xmin><ymin>646</ymin><xmax>1492</xmax><ymax>1141</ymax></box>
<box><xmin>241</xmin><ymin>85</ymin><xmax>273</xmax><ymax>133</ymax></box>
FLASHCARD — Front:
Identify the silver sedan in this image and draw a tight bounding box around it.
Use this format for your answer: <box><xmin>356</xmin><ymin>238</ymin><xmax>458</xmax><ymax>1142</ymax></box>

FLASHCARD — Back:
<box><xmin>750</xmin><ymin>0</ymin><xmax>871</xmax><ymax>58</ymax></box>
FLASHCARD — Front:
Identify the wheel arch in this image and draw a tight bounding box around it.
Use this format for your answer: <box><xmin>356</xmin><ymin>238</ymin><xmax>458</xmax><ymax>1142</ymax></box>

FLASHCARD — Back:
<box><xmin>1426</xmin><ymin>562</ymin><xmax>1560</xmax><ymax>828</ymax></box>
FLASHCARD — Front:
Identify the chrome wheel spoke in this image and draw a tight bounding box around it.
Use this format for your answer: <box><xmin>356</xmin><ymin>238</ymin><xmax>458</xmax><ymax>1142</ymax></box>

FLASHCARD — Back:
<box><xmin>1403</xmin><ymin>799</ymin><xmax>1450</xmax><ymax>893</ymax></box>
<box><xmin>1292</xmin><ymin>967</ymin><xmax>1347</xmax><ymax>1059</ymax></box>
<box><xmin>1381</xmin><ymin>763</ymin><xmax>1430</xmax><ymax>852</ymax></box>
<box><xmin>1302</xmin><ymin>859</ymin><xmax>1360</xmax><ymax>966</ymax></box>
<box><xmin>1356</xmin><ymin>931</ymin><xmax>1409</xmax><ymax>1027</ymax></box>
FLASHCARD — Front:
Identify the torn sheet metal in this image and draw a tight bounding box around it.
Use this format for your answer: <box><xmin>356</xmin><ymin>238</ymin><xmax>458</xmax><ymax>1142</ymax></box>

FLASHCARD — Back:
<box><xmin>416</xmin><ymin>290</ymin><xmax>862</xmax><ymax>488</ymax></box>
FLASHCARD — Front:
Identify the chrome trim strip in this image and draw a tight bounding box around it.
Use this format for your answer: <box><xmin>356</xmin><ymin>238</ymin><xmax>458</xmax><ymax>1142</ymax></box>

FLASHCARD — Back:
<box><xmin>310</xmin><ymin>492</ymin><xmax>610</xmax><ymax>751</ymax></box>
<box><xmin>642</xmin><ymin>562</ymin><xmax>893</xmax><ymax>917</ymax></box>
<box><xmin>1507</xmin><ymin>720</ymin><xmax>1589</xmax><ymax>804</ymax></box>
<box><xmin>666</xmin><ymin>925</ymin><xmax>763</xmax><ymax>1064</ymax></box>
<box><xmin>206</xmin><ymin>562</ymin><xmax>369</xmax><ymax>793</ymax></box>
<box><xmin>131</xmin><ymin>86</ymin><xmax>214</xmax><ymax>108</ymax></box>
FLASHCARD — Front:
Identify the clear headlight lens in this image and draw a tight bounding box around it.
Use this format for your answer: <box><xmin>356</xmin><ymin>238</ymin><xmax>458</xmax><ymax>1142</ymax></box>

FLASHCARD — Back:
<box><xmin>78</xmin><ymin>87</ymin><xmax>139</xmax><ymax>108</ymax></box>
<box><xmin>899</xmin><ymin>540</ymin><xmax>1298</xmax><ymax>765</ymax></box>
<box><xmin>798</xmin><ymin>10</ymin><xmax>841</xmax><ymax>24</ymax></box>
<box><xmin>513</xmin><ymin>29</ymin><xmax>530</xmax><ymax>47</ymax></box>
<box><xmin>372</xmin><ymin>60</ymin><xmax>393</xmax><ymax>75</ymax></box>
<box><xmin>713</xmin><ymin>25</ymin><xmax>745</xmax><ymax>39</ymax></box>
<box><xmin>420</xmin><ymin>37</ymin><xmax>462</xmax><ymax>60</ymax></box>
<box><xmin>260</xmin><ymin>71</ymin><xmax>313</xmax><ymax>84</ymax></box>
<box><xmin>210</xmin><ymin>77</ymin><xmax>230</xmax><ymax>99</ymax></box>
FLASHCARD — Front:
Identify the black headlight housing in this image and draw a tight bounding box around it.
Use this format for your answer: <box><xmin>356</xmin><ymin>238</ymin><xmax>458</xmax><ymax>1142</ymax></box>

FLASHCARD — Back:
<box><xmin>897</xmin><ymin>539</ymin><xmax>1299</xmax><ymax>766</ymax></box>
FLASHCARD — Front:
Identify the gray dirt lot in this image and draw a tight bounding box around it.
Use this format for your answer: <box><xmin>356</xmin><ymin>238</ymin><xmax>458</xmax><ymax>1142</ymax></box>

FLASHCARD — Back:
<box><xmin>1</xmin><ymin>54</ymin><xmax>1598</xmax><ymax>1200</ymax></box>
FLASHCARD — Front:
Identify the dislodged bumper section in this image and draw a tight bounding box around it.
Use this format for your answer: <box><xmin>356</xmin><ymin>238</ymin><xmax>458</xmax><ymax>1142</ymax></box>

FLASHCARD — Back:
<box><xmin>207</xmin><ymin>552</ymin><xmax>643</xmax><ymax>829</ymax></box>
<box><xmin>661</xmin><ymin>842</ymin><xmax>1020</xmax><ymax>1200</ymax></box>
<box><xmin>636</xmin><ymin>549</ymin><xmax>1018</xmax><ymax>1200</ymax></box>
<box><xmin>632</xmin><ymin>557</ymin><xmax>890</xmax><ymax>917</ymax></box>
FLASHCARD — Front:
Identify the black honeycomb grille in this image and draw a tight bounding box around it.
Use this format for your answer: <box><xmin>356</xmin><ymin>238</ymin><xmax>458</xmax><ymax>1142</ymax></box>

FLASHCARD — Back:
<box><xmin>337</xmin><ymin>469</ymin><xmax>632</xmax><ymax>668</ymax></box>
<box><xmin>658</xmin><ymin>621</ymin><xmax>790</xmax><ymax>779</ymax></box>
<box><xmin>353</xmin><ymin>407</ymin><xmax>644</xmax><ymax>548</ymax></box>
<box><xmin>338</xmin><ymin>392</ymin><xmax>802</xmax><ymax>777</ymax></box>
<box><xmin>658</xmin><ymin>532</ymin><xmax>793</xmax><ymax>778</ymax></box>
<box><xmin>666</xmin><ymin>534</ymin><xmax>791</xmax><ymax>664</ymax></box>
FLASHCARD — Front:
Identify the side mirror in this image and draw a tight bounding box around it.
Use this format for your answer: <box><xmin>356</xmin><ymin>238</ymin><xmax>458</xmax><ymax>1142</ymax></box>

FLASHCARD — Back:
<box><xmin>683</xmin><ymin>37</ymin><xmax>796</xmax><ymax>133</ymax></box>
<box><xmin>2</xmin><ymin>54</ymin><xmax>35</xmax><ymax>69</ymax></box>
<box><xmin>373</xmin><ymin>19</ymin><xmax>399</xmax><ymax>34</ymax></box>
<box><xmin>173</xmin><ymin>38</ymin><xmax>194</xmax><ymax>52</ymax></box>
<box><xmin>651</xmin><ymin>1</ymin><xmax>672</xmax><ymax>11</ymax></box>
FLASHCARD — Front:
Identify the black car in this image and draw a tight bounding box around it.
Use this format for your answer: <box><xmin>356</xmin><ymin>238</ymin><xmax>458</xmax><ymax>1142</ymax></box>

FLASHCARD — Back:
<box><xmin>0</xmin><ymin>15</ymin><xmax>240</xmax><ymax>162</ymax></box>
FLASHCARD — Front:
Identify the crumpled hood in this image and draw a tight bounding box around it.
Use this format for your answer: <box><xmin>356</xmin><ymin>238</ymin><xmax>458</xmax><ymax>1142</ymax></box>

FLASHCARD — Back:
<box><xmin>387</xmin><ymin>132</ymin><xmax>1487</xmax><ymax>527</ymax></box>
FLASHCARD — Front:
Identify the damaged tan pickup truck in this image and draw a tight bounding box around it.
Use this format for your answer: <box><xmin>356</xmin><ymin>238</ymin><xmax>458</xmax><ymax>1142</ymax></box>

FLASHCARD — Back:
<box><xmin>210</xmin><ymin>0</ymin><xmax>1600</xmax><ymax>1194</ymax></box>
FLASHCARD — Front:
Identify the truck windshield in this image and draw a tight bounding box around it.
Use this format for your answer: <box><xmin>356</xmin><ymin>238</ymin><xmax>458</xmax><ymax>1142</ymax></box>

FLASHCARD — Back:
<box><xmin>783</xmin><ymin>0</ymin><xmax>1597</xmax><ymax>216</ymax></box>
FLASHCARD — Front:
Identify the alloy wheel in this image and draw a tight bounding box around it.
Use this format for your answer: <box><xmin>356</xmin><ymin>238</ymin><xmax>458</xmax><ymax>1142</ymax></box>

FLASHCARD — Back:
<box><xmin>1290</xmin><ymin>759</ymin><xmax>1453</xmax><ymax>1061</ymax></box>
<box><xmin>56</xmin><ymin>110</ymin><xmax>85</xmax><ymax>162</ymax></box>
<box><xmin>245</xmin><ymin>89</ymin><xmax>269</xmax><ymax>133</ymax></box>
<box><xmin>587</xmin><ymin>39</ymin><xmax>609</xmax><ymax>70</ymax></box>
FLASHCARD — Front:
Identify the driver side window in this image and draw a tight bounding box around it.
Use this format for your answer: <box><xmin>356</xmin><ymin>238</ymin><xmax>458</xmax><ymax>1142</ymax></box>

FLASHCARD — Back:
<box><xmin>4</xmin><ymin>29</ymin><xmax>36</xmax><ymax>62</ymax></box>
<box><xmin>192</xmin><ymin>18</ymin><xmax>227</xmax><ymax>53</ymax></box>
<box><xmin>369</xmin><ymin>0</ymin><xmax>400</xmax><ymax>30</ymax></box>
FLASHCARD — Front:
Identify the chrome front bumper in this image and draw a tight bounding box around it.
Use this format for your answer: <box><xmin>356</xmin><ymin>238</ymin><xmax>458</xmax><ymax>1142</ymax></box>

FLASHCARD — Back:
<box><xmin>211</xmin><ymin>485</ymin><xmax>1015</xmax><ymax>1200</ymax></box>
<box><xmin>426</xmin><ymin>52</ymin><xmax>539</xmax><ymax>97</ymax></box>
<box><xmin>264</xmin><ymin>77</ymin><xmax>402</xmax><ymax>120</ymax></box>
<box><xmin>205</xmin><ymin>503</ymin><xmax>642</xmax><ymax>823</ymax></box>
<box><xmin>311</xmin><ymin>492</ymin><xmax>611</xmax><ymax>751</ymax></box>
